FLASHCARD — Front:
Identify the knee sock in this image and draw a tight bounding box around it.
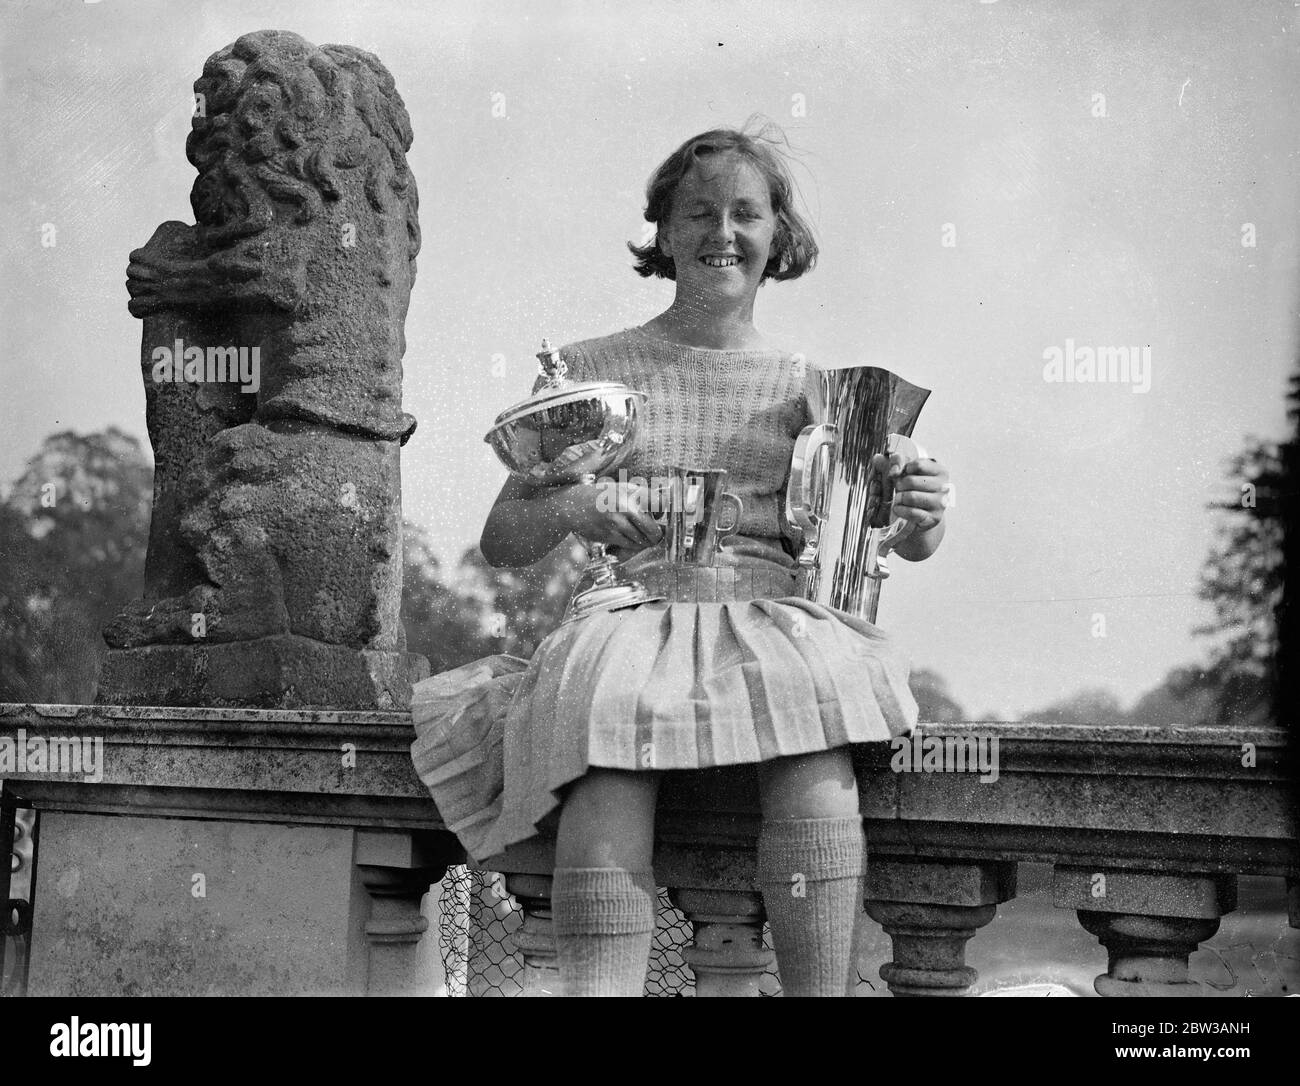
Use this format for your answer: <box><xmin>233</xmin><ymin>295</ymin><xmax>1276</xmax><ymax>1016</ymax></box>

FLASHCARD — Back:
<box><xmin>551</xmin><ymin>867</ymin><xmax>657</xmax><ymax>997</ymax></box>
<box><xmin>757</xmin><ymin>816</ymin><xmax>867</xmax><ymax>997</ymax></box>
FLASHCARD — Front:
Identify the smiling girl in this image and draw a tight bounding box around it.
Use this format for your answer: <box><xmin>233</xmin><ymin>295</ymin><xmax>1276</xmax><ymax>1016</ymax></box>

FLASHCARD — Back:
<box><xmin>413</xmin><ymin>125</ymin><xmax>950</xmax><ymax>997</ymax></box>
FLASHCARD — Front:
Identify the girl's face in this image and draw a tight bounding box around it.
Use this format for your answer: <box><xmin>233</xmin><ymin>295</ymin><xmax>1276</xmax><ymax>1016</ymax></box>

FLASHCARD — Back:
<box><xmin>658</xmin><ymin>151</ymin><xmax>777</xmax><ymax>309</ymax></box>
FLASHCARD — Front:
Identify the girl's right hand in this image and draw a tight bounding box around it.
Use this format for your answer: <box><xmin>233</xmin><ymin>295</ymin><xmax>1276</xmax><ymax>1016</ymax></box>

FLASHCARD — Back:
<box><xmin>553</xmin><ymin>480</ymin><xmax>663</xmax><ymax>550</ymax></box>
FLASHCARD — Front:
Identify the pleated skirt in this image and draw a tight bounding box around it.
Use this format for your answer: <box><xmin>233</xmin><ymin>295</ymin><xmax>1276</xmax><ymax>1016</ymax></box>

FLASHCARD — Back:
<box><xmin>411</xmin><ymin>549</ymin><xmax>918</xmax><ymax>863</ymax></box>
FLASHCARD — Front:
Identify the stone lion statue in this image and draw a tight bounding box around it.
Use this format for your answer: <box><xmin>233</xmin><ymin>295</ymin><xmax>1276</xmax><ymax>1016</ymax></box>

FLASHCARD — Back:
<box><xmin>101</xmin><ymin>30</ymin><xmax>426</xmax><ymax>709</ymax></box>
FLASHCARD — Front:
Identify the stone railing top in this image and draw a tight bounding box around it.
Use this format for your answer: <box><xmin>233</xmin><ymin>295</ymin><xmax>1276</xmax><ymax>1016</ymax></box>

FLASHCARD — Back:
<box><xmin>2</xmin><ymin>702</ymin><xmax>409</xmax><ymax>727</ymax></box>
<box><xmin>1</xmin><ymin>704</ymin><xmax>1294</xmax><ymax>881</ymax></box>
<box><xmin>4</xmin><ymin>703</ymin><xmax>1284</xmax><ymax>739</ymax></box>
<box><xmin>0</xmin><ymin>702</ymin><xmax>431</xmax><ymax>832</ymax></box>
<box><xmin>904</xmin><ymin>719</ymin><xmax>1287</xmax><ymax>744</ymax></box>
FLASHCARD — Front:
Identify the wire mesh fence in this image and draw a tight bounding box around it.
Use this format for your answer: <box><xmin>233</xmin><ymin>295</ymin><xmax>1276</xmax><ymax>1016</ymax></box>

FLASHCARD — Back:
<box><xmin>435</xmin><ymin>864</ymin><xmax>787</xmax><ymax>996</ymax></box>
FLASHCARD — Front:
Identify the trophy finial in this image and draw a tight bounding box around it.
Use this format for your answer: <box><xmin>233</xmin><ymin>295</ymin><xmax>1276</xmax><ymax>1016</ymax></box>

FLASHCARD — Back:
<box><xmin>537</xmin><ymin>338</ymin><xmax>568</xmax><ymax>387</ymax></box>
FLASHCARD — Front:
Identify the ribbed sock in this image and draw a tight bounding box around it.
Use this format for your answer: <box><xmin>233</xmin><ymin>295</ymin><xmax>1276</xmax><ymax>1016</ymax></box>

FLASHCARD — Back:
<box><xmin>551</xmin><ymin>867</ymin><xmax>657</xmax><ymax>997</ymax></box>
<box><xmin>757</xmin><ymin>816</ymin><xmax>867</xmax><ymax>997</ymax></box>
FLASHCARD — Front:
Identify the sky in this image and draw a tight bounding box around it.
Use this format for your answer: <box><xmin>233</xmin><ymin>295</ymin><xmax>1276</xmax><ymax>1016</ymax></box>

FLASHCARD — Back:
<box><xmin>1</xmin><ymin>0</ymin><xmax>1297</xmax><ymax>716</ymax></box>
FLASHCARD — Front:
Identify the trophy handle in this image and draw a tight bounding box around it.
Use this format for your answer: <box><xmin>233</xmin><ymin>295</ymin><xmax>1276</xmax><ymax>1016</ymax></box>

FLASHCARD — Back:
<box><xmin>576</xmin><ymin>471</ymin><xmax>607</xmax><ymax>561</ymax></box>
<box><xmin>785</xmin><ymin>423</ymin><xmax>836</xmax><ymax>566</ymax></box>
<box><xmin>716</xmin><ymin>493</ymin><xmax>743</xmax><ymax>536</ymax></box>
<box><xmin>687</xmin><ymin>488</ymin><xmax>742</xmax><ymax>560</ymax></box>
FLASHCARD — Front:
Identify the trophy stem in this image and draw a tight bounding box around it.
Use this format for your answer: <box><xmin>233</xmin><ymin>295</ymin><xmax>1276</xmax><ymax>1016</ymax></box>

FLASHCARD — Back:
<box><xmin>585</xmin><ymin>542</ymin><xmax>620</xmax><ymax>587</ymax></box>
<box><xmin>567</xmin><ymin>476</ymin><xmax>664</xmax><ymax>621</ymax></box>
<box><xmin>569</xmin><ymin>538</ymin><xmax>663</xmax><ymax>620</ymax></box>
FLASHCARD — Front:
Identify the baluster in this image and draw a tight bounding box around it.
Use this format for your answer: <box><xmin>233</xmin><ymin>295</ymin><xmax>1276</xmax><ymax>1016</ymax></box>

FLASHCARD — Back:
<box><xmin>863</xmin><ymin>858</ymin><xmax>1016</xmax><ymax>996</ymax></box>
<box><xmin>1058</xmin><ymin>867</ymin><xmax>1237</xmax><ymax>997</ymax></box>
<box><xmin>354</xmin><ymin>830</ymin><xmax>452</xmax><ymax>996</ymax></box>
<box><xmin>504</xmin><ymin>873</ymin><xmax>560</xmax><ymax>996</ymax></box>
<box><xmin>669</xmin><ymin>887</ymin><xmax>773</xmax><ymax>996</ymax></box>
<box><xmin>356</xmin><ymin>865</ymin><xmax>445</xmax><ymax>996</ymax></box>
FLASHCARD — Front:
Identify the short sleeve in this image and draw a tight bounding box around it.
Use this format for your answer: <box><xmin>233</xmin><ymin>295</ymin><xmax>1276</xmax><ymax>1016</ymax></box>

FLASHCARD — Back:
<box><xmin>799</xmin><ymin>353</ymin><xmax>827</xmax><ymax>428</ymax></box>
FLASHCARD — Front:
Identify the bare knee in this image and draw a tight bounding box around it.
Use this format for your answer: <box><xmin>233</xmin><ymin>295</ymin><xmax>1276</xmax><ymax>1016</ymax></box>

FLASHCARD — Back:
<box><xmin>556</xmin><ymin>768</ymin><xmax>661</xmax><ymax>869</ymax></box>
<box><xmin>758</xmin><ymin>749</ymin><xmax>860</xmax><ymax>821</ymax></box>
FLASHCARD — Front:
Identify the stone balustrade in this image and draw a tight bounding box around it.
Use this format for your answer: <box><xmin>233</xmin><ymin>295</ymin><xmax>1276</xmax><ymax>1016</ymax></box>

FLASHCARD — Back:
<box><xmin>1</xmin><ymin>704</ymin><xmax>1294</xmax><ymax>996</ymax></box>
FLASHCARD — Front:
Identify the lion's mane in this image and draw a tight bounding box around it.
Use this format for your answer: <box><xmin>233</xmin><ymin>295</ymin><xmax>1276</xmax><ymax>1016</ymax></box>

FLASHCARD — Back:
<box><xmin>186</xmin><ymin>30</ymin><xmax>420</xmax><ymax>265</ymax></box>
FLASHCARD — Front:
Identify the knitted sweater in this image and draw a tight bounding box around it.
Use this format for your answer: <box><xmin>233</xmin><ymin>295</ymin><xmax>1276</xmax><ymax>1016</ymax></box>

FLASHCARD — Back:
<box><xmin>552</xmin><ymin>326</ymin><xmax>811</xmax><ymax>558</ymax></box>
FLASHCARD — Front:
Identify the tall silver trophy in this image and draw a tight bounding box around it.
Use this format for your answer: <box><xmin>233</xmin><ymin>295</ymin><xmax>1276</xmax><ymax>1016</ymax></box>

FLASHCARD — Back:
<box><xmin>485</xmin><ymin>340</ymin><xmax>663</xmax><ymax>619</ymax></box>
<box><xmin>785</xmin><ymin>366</ymin><xmax>930</xmax><ymax>624</ymax></box>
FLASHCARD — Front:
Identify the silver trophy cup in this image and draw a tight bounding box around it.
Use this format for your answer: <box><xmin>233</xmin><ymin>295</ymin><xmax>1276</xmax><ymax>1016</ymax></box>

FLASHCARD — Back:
<box><xmin>785</xmin><ymin>365</ymin><xmax>930</xmax><ymax>624</ymax></box>
<box><xmin>484</xmin><ymin>340</ymin><xmax>663</xmax><ymax>619</ymax></box>
<box><xmin>649</xmin><ymin>467</ymin><xmax>744</xmax><ymax>565</ymax></box>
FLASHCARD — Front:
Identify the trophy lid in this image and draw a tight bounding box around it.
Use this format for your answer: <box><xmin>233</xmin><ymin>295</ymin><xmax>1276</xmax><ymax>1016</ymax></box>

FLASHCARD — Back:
<box><xmin>488</xmin><ymin>381</ymin><xmax>647</xmax><ymax>432</ymax></box>
<box><xmin>485</xmin><ymin>338</ymin><xmax>646</xmax><ymax>433</ymax></box>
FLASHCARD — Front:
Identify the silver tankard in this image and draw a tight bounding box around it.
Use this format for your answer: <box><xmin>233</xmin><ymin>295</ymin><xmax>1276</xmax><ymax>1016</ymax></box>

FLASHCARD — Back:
<box><xmin>649</xmin><ymin>467</ymin><xmax>744</xmax><ymax>565</ymax></box>
<box><xmin>785</xmin><ymin>365</ymin><xmax>930</xmax><ymax>624</ymax></box>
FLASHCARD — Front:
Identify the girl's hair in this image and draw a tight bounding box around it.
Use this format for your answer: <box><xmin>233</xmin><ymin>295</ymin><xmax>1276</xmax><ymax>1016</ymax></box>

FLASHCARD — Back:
<box><xmin>627</xmin><ymin>123</ymin><xmax>818</xmax><ymax>282</ymax></box>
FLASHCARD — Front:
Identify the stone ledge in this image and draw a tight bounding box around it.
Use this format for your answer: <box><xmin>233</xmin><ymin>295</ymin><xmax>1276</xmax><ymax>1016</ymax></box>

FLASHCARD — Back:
<box><xmin>1</xmin><ymin>707</ymin><xmax>1295</xmax><ymax>884</ymax></box>
<box><xmin>0</xmin><ymin>702</ymin><xmax>439</xmax><ymax>830</ymax></box>
<box><xmin>2</xmin><ymin>702</ymin><xmax>415</xmax><ymax>725</ymax></box>
<box><xmin>1</xmin><ymin>782</ymin><xmax>446</xmax><ymax>832</ymax></box>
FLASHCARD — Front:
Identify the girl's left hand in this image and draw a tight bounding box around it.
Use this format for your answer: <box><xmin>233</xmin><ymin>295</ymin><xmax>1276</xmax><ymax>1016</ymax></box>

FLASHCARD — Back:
<box><xmin>877</xmin><ymin>453</ymin><xmax>951</xmax><ymax>533</ymax></box>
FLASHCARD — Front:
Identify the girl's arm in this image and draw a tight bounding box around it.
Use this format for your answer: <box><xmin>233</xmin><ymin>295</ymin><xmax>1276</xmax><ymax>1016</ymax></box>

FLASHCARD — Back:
<box><xmin>480</xmin><ymin>474</ymin><xmax>662</xmax><ymax>568</ymax></box>
<box><xmin>479</xmin><ymin>475</ymin><xmax>573</xmax><ymax>567</ymax></box>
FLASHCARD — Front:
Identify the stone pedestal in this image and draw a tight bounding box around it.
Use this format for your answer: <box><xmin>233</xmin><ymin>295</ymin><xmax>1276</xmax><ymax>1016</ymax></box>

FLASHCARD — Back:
<box><xmin>0</xmin><ymin>703</ymin><xmax>456</xmax><ymax>997</ymax></box>
<box><xmin>98</xmin><ymin>641</ymin><xmax>429</xmax><ymax>712</ymax></box>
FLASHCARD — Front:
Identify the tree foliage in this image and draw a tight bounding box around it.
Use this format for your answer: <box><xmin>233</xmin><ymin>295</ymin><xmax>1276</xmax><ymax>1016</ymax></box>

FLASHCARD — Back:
<box><xmin>1018</xmin><ymin>686</ymin><xmax>1127</xmax><ymax>726</ymax></box>
<box><xmin>400</xmin><ymin>526</ymin><xmax>586</xmax><ymax>672</ymax></box>
<box><xmin>0</xmin><ymin>428</ymin><xmax>151</xmax><ymax>702</ymax></box>
<box><xmin>909</xmin><ymin>668</ymin><xmax>967</xmax><ymax>722</ymax></box>
<box><xmin>1194</xmin><ymin>435</ymin><xmax>1283</xmax><ymax>721</ymax></box>
<box><xmin>1183</xmin><ymin>383</ymin><xmax>1297</xmax><ymax>728</ymax></box>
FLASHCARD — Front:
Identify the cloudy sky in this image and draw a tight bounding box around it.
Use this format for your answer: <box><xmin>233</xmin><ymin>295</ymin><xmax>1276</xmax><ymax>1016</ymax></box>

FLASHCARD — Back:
<box><xmin>2</xmin><ymin>0</ymin><xmax>1296</xmax><ymax>716</ymax></box>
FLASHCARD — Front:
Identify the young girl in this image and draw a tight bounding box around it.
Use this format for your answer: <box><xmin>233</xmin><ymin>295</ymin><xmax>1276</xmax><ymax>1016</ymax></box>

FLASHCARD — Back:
<box><xmin>413</xmin><ymin>126</ymin><xmax>950</xmax><ymax>997</ymax></box>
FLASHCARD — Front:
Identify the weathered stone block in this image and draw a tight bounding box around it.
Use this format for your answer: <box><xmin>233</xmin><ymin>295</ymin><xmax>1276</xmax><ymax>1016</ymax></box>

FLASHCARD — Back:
<box><xmin>28</xmin><ymin>812</ymin><xmax>362</xmax><ymax>996</ymax></box>
<box><xmin>1055</xmin><ymin>866</ymin><xmax>1237</xmax><ymax>919</ymax></box>
<box><xmin>97</xmin><ymin>638</ymin><xmax>426</xmax><ymax>711</ymax></box>
<box><xmin>865</xmin><ymin>857</ymin><xmax>1017</xmax><ymax>907</ymax></box>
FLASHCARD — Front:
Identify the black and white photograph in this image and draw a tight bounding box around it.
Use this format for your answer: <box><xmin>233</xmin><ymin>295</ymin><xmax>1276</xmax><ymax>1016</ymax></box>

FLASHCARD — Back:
<box><xmin>0</xmin><ymin>0</ymin><xmax>1296</xmax><ymax>1060</ymax></box>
